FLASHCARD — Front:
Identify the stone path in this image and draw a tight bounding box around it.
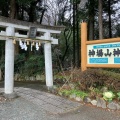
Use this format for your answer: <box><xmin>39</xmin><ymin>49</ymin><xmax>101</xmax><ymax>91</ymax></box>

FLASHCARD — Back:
<box><xmin>0</xmin><ymin>86</ymin><xmax>120</xmax><ymax>120</ymax></box>
<box><xmin>0</xmin><ymin>87</ymin><xmax>82</xmax><ymax>114</ymax></box>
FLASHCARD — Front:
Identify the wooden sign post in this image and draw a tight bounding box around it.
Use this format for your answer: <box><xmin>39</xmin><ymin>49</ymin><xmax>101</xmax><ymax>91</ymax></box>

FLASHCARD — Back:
<box><xmin>81</xmin><ymin>22</ymin><xmax>120</xmax><ymax>71</ymax></box>
<box><xmin>81</xmin><ymin>22</ymin><xmax>87</xmax><ymax>71</ymax></box>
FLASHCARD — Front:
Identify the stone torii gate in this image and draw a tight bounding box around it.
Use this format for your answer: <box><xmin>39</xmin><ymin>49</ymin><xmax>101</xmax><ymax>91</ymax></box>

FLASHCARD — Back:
<box><xmin>0</xmin><ymin>16</ymin><xmax>64</xmax><ymax>97</ymax></box>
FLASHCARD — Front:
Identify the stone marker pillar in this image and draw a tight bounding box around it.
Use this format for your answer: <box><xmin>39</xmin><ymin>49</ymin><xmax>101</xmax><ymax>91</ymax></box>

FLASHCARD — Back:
<box><xmin>44</xmin><ymin>32</ymin><xmax>53</xmax><ymax>88</ymax></box>
<box><xmin>4</xmin><ymin>26</ymin><xmax>15</xmax><ymax>96</ymax></box>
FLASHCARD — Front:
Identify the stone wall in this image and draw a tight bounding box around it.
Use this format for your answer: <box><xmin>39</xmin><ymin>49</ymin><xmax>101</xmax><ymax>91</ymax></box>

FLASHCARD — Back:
<box><xmin>0</xmin><ymin>71</ymin><xmax>45</xmax><ymax>82</ymax></box>
<box><xmin>14</xmin><ymin>74</ymin><xmax>45</xmax><ymax>82</ymax></box>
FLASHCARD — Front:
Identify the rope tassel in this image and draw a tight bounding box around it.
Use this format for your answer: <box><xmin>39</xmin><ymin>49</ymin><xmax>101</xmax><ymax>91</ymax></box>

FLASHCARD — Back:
<box><xmin>13</xmin><ymin>39</ymin><xmax>16</xmax><ymax>44</ymax></box>
<box><xmin>39</xmin><ymin>42</ymin><xmax>41</xmax><ymax>46</ymax></box>
<box><xmin>27</xmin><ymin>41</ymin><xmax>29</xmax><ymax>45</ymax></box>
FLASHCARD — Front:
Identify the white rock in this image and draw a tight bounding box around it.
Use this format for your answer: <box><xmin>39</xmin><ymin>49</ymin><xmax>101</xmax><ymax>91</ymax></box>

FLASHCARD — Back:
<box><xmin>36</xmin><ymin>75</ymin><xmax>41</xmax><ymax>81</ymax></box>
<box><xmin>40</xmin><ymin>75</ymin><xmax>45</xmax><ymax>81</ymax></box>
<box><xmin>91</xmin><ymin>100</ymin><xmax>97</xmax><ymax>106</ymax></box>
<box><xmin>97</xmin><ymin>98</ymin><xmax>106</xmax><ymax>108</ymax></box>
<box><xmin>107</xmin><ymin>102</ymin><xmax>120</xmax><ymax>110</ymax></box>
<box><xmin>30</xmin><ymin>76</ymin><xmax>36</xmax><ymax>81</ymax></box>
<box><xmin>75</xmin><ymin>97</ymin><xmax>82</xmax><ymax>102</ymax></box>
<box><xmin>14</xmin><ymin>74</ymin><xmax>20</xmax><ymax>81</ymax></box>
<box><xmin>25</xmin><ymin>76</ymin><xmax>30</xmax><ymax>81</ymax></box>
<box><xmin>70</xmin><ymin>94</ymin><xmax>76</xmax><ymax>99</ymax></box>
<box><xmin>83</xmin><ymin>97</ymin><xmax>91</xmax><ymax>103</ymax></box>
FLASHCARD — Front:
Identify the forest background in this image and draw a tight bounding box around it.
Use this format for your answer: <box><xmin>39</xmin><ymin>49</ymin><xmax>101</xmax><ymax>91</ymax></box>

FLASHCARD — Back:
<box><xmin>0</xmin><ymin>0</ymin><xmax>120</xmax><ymax>77</ymax></box>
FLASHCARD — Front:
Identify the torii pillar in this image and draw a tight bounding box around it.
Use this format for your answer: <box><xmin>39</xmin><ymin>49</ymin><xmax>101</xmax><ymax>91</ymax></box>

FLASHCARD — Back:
<box><xmin>4</xmin><ymin>26</ymin><xmax>16</xmax><ymax>98</ymax></box>
<box><xmin>44</xmin><ymin>32</ymin><xmax>53</xmax><ymax>89</ymax></box>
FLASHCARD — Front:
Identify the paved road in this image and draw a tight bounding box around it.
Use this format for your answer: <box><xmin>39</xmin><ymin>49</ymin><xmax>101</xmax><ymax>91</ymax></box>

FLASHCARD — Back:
<box><xmin>0</xmin><ymin>82</ymin><xmax>120</xmax><ymax>120</ymax></box>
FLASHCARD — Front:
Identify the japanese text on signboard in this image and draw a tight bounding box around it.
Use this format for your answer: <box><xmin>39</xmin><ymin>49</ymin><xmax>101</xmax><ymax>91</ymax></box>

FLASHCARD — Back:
<box><xmin>87</xmin><ymin>43</ymin><xmax>120</xmax><ymax>64</ymax></box>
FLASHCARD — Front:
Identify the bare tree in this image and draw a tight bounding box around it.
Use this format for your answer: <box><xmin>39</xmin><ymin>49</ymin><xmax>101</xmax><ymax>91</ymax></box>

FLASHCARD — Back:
<box><xmin>42</xmin><ymin>0</ymin><xmax>70</xmax><ymax>25</ymax></box>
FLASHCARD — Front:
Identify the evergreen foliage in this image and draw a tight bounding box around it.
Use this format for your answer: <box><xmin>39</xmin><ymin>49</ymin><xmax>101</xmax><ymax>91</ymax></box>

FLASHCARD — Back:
<box><xmin>0</xmin><ymin>0</ymin><xmax>120</xmax><ymax>71</ymax></box>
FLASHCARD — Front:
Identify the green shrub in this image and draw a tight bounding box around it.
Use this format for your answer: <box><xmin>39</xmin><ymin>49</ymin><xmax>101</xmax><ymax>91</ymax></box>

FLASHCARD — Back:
<box><xmin>0</xmin><ymin>54</ymin><xmax>45</xmax><ymax>76</ymax></box>
<box><xmin>59</xmin><ymin>89</ymin><xmax>88</xmax><ymax>99</ymax></box>
<box><xmin>103</xmin><ymin>91</ymin><xmax>115</xmax><ymax>102</ymax></box>
<box><xmin>0</xmin><ymin>56</ymin><xmax>5</xmax><ymax>70</ymax></box>
<box><xmin>117</xmin><ymin>92</ymin><xmax>120</xmax><ymax>100</ymax></box>
<box><xmin>14</xmin><ymin>54</ymin><xmax>26</xmax><ymax>73</ymax></box>
<box><xmin>58</xmin><ymin>89</ymin><xmax>71</xmax><ymax>96</ymax></box>
<box><xmin>23</xmin><ymin>55</ymin><xmax>44</xmax><ymax>76</ymax></box>
<box><xmin>70</xmin><ymin>89</ymin><xmax>88</xmax><ymax>99</ymax></box>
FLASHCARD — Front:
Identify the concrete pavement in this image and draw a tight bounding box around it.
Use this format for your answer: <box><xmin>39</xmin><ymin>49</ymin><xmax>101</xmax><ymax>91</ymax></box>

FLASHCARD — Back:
<box><xmin>0</xmin><ymin>82</ymin><xmax>120</xmax><ymax>120</ymax></box>
<box><xmin>15</xmin><ymin>87</ymin><xmax>82</xmax><ymax>114</ymax></box>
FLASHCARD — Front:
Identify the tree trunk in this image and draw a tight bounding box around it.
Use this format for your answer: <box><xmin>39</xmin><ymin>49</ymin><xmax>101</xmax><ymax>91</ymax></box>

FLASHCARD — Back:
<box><xmin>108</xmin><ymin>0</ymin><xmax>112</xmax><ymax>38</ymax></box>
<box><xmin>88</xmin><ymin>0</ymin><xmax>95</xmax><ymax>40</ymax></box>
<box><xmin>76</xmin><ymin>3</ymin><xmax>80</xmax><ymax>68</ymax></box>
<box><xmin>98</xmin><ymin>0</ymin><xmax>103</xmax><ymax>39</ymax></box>
<box><xmin>40</xmin><ymin>9</ymin><xmax>45</xmax><ymax>24</ymax></box>
<box><xmin>88</xmin><ymin>19</ymin><xmax>94</xmax><ymax>40</ymax></box>
<box><xmin>1</xmin><ymin>0</ymin><xmax>9</xmax><ymax>17</ymax></box>
<box><xmin>28</xmin><ymin>0</ymin><xmax>40</xmax><ymax>22</ymax></box>
<box><xmin>10</xmin><ymin>0</ymin><xmax>20</xmax><ymax>55</ymax></box>
<box><xmin>15</xmin><ymin>2</ymin><xmax>19</xmax><ymax>19</ymax></box>
<box><xmin>10</xmin><ymin>0</ymin><xmax>16</xmax><ymax>19</ymax></box>
<box><xmin>73</xmin><ymin>2</ymin><xmax>76</xmax><ymax>67</ymax></box>
<box><xmin>21</xmin><ymin>5</ymin><xmax>24</xmax><ymax>20</ymax></box>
